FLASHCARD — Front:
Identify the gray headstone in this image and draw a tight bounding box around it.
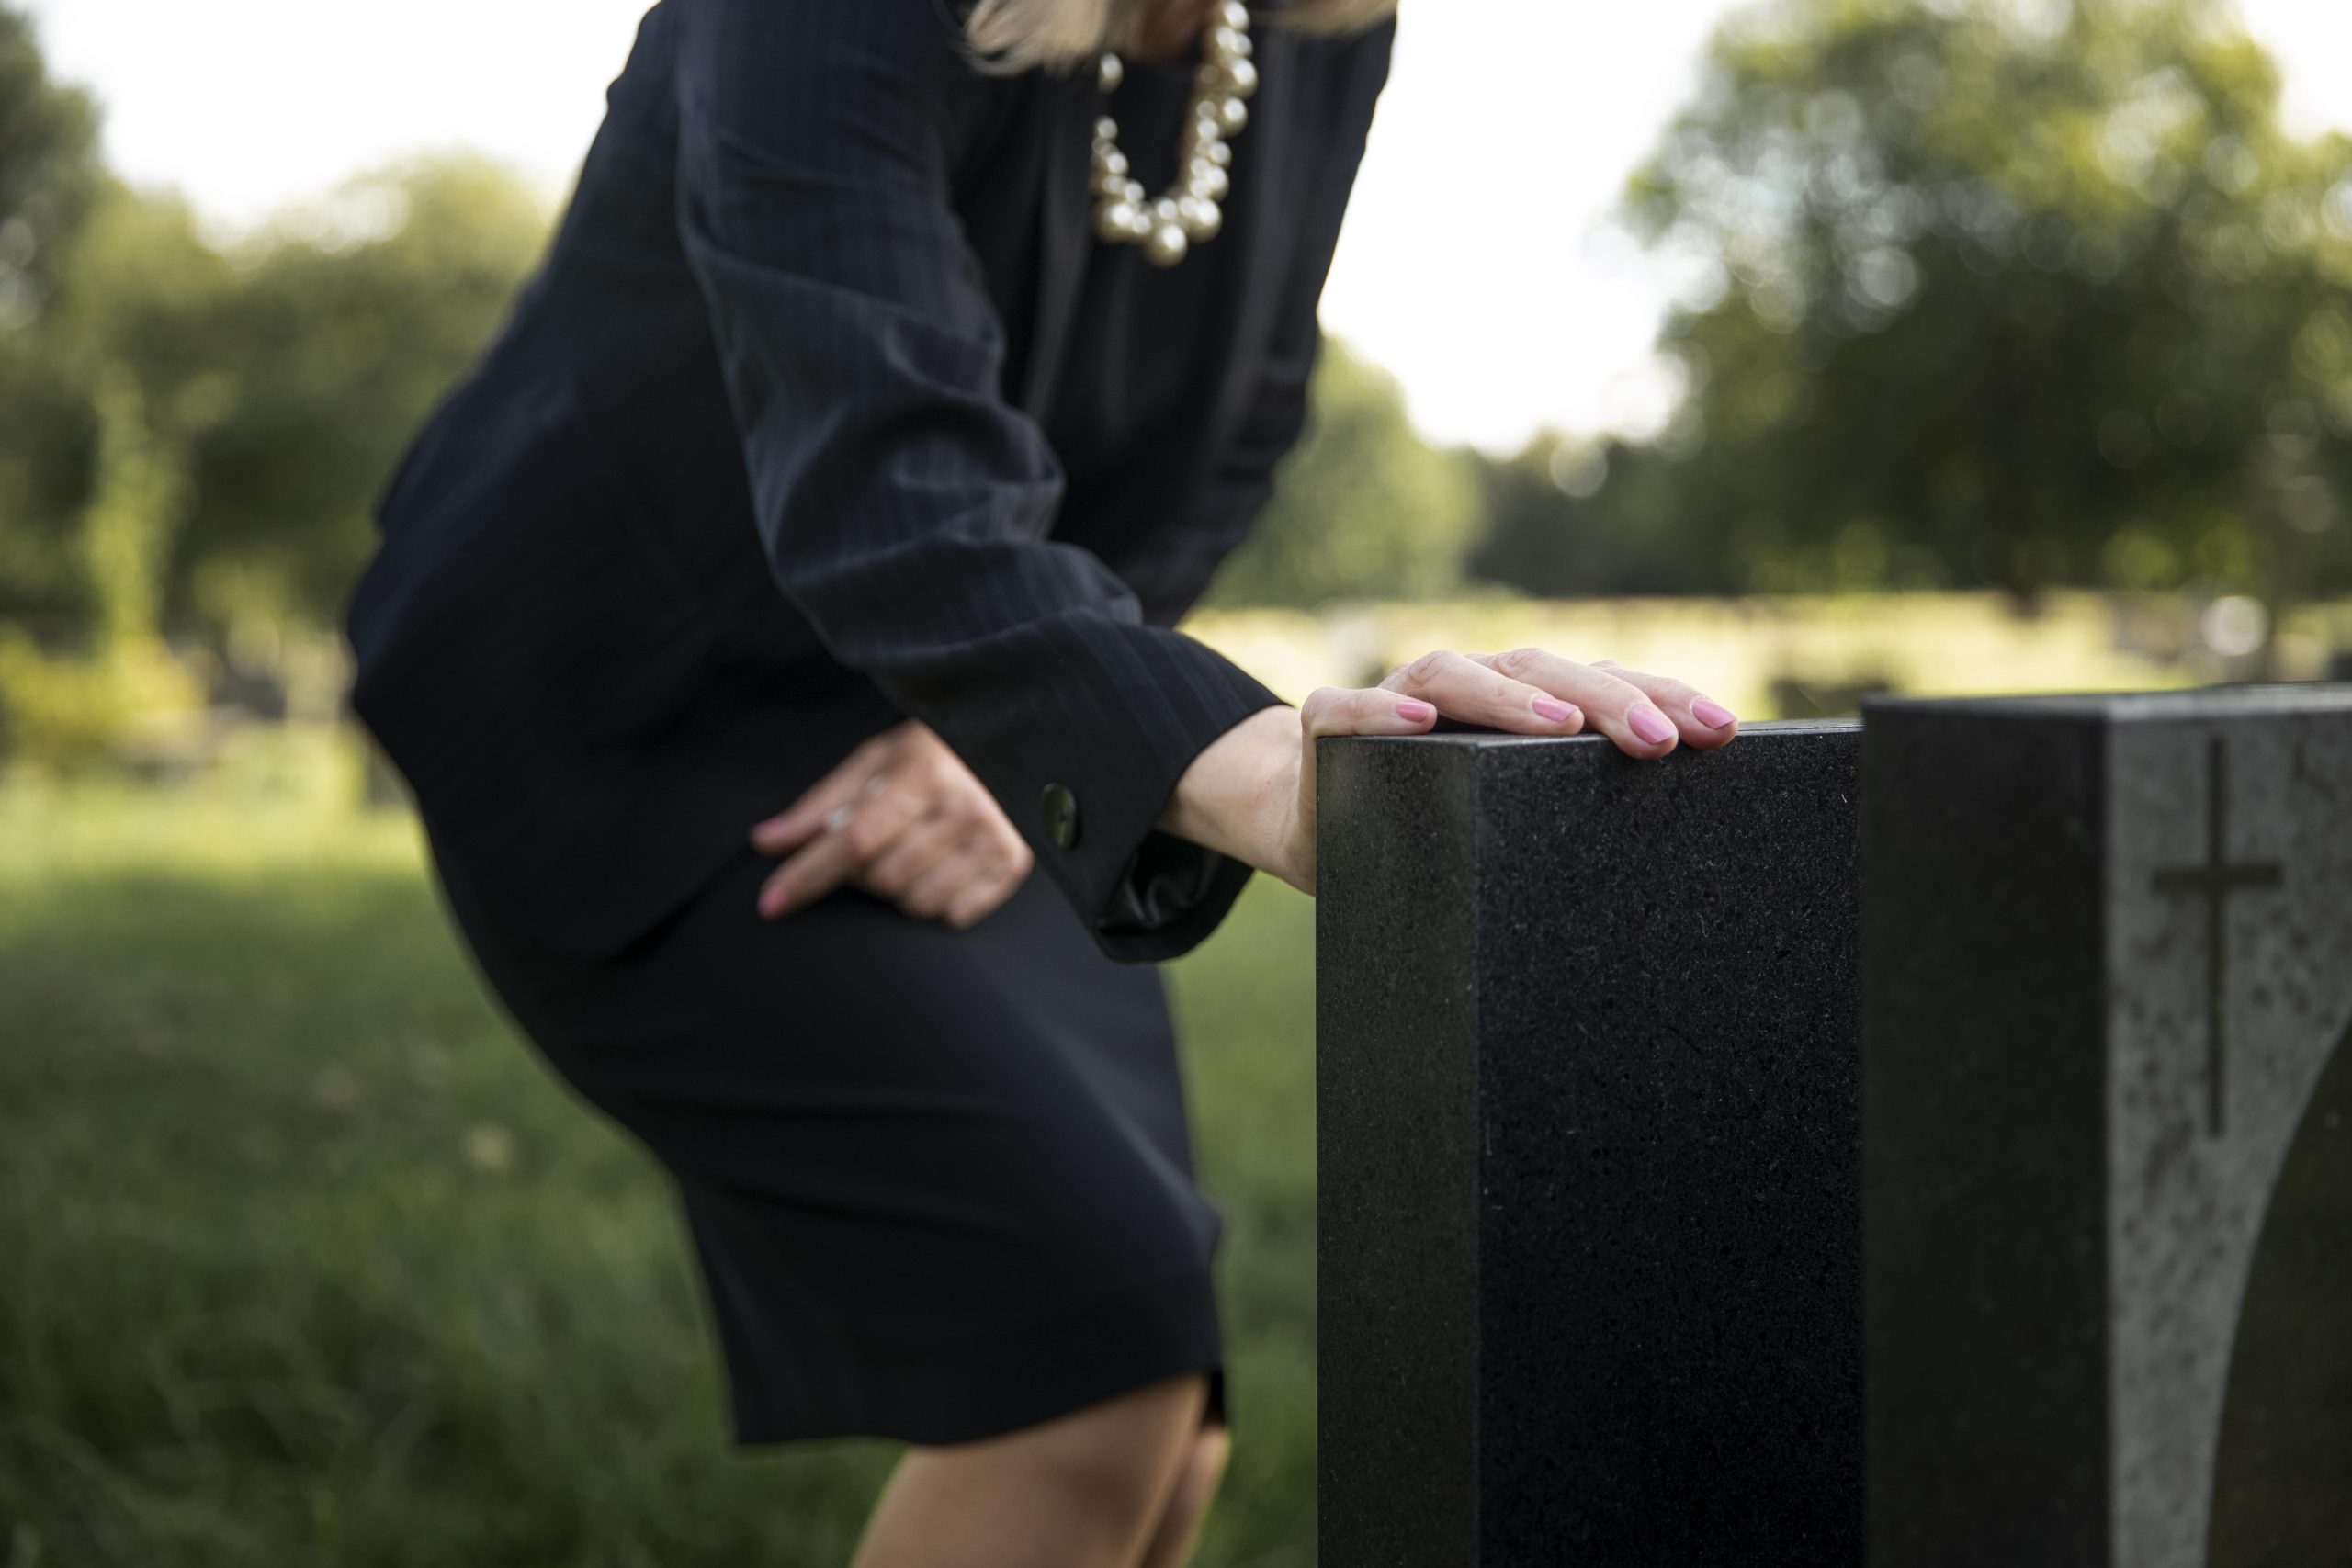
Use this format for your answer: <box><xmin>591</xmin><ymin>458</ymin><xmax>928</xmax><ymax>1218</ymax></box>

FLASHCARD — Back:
<box><xmin>1317</xmin><ymin>722</ymin><xmax>1863</xmax><ymax>1567</ymax></box>
<box><xmin>1862</xmin><ymin>687</ymin><xmax>2352</xmax><ymax>1568</ymax></box>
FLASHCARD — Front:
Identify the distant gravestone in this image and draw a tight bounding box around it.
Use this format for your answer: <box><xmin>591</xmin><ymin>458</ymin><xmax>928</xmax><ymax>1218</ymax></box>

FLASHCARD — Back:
<box><xmin>1317</xmin><ymin>723</ymin><xmax>1863</xmax><ymax>1567</ymax></box>
<box><xmin>1862</xmin><ymin>689</ymin><xmax>2352</xmax><ymax>1568</ymax></box>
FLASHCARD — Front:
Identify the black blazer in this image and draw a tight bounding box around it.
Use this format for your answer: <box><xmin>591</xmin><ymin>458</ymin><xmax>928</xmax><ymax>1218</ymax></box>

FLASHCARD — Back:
<box><xmin>345</xmin><ymin>0</ymin><xmax>1395</xmax><ymax>961</ymax></box>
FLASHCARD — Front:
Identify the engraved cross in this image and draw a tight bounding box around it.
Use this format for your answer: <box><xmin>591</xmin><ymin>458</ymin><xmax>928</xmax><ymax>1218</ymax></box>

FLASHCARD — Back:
<box><xmin>2150</xmin><ymin>737</ymin><xmax>2283</xmax><ymax>1137</ymax></box>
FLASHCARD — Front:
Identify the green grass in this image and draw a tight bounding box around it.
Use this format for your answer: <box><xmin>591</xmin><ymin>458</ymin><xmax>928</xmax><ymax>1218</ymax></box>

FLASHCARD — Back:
<box><xmin>0</xmin><ymin>751</ymin><xmax>1320</xmax><ymax>1567</ymax></box>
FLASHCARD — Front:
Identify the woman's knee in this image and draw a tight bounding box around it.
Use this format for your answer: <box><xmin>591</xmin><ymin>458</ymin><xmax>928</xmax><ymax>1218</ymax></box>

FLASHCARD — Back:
<box><xmin>1165</xmin><ymin>1426</ymin><xmax>1230</xmax><ymax>1525</ymax></box>
<box><xmin>1185</xmin><ymin>1425</ymin><xmax>1230</xmax><ymax>1495</ymax></box>
<box><xmin>910</xmin><ymin>1373</ymin><xmax>1212</xmax><ymax>1538</ymax></box>
<box><xmin>1134</xmin><ymin>1425</ymin><xmax>1231</xmax><ymax>1568</ymax></box>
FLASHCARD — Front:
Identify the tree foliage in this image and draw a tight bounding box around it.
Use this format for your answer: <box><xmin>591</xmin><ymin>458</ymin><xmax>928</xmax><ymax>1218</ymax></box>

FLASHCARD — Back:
<box><xmin>172</xmin><ymin>160</ymin><xmax>552</xmax><ymax>628</ymax></box>
<box><xmin>0</xmin><ymin>2</ymin><xmax>97</xmax><ymax>319</ymax></box>
<box><xmin>0</xmin><ymin>2</ymin><xmax>105</xmax><ymax>629</ymax></box>
<box><xmin>1476</xmin><ymin>0</ymin><xmax>2352</xmax><ymax>613</ymax></box>
<box><xmin>0</xmin><ymin>140</ymin><xmax>549</xmax><ymax>641</ymax></box>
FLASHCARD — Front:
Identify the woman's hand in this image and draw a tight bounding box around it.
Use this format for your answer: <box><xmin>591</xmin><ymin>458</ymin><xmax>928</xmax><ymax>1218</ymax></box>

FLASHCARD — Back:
<box><xmin>1159</xmin><ymin>649</ymin><xmax>1740</xmax><ymax>895</ymax></box>
<box><xmin>750</xmin><ymin>721</ymin><xmax>1034</xmax><ymax>928</ymax></box>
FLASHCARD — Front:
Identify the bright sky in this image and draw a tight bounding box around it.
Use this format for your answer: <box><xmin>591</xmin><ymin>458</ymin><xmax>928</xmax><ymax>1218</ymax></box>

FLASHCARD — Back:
<box><xmin>22</xmin><ymin>0</ymin><xmax>2352</xmax><ymax>453</ymax></box>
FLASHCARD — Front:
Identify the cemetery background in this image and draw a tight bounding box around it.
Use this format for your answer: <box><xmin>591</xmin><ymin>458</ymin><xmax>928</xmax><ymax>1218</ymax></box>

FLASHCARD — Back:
<box><xmin>6</xmin><ymin>0</ymin><xmax>2352</xmax><ymax>1562</ymax></box>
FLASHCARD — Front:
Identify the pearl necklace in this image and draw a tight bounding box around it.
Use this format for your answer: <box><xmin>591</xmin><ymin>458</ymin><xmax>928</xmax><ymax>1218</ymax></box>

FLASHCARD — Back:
<box><xmin>1090</xmin><ymin>1</ymin><xmax>1259</xmax><ymax>268</ymax></box>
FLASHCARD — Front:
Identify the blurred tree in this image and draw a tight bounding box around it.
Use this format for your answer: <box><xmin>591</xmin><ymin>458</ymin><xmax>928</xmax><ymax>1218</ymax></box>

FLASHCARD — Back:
<box><xmin>173</xmin><ymin>158</ymin><xmax>550</xmax><ymax>632</ymax></box>
<box><xmin>1482</xmin><ymin>0</ymin><xmax>2352</xmax><ymax>648</ymax></box>
<box><xmin>1471</xmin><ymin>430</ymin><xmax>1746</xmax><ymax>596</ymax></box>
<box><xmin>0</xmin><ymin>315</ymin><xmax>99</xmax><ymax>629</ymax></box>
<box><xmin>80</xmin><ymin>367</ymin><xmax>180</xmax><ymax>649</ymax></box>
<box><xmin>0</xmin><ymin>145</ymin><xmax>548</xmax><ymax>646</ymax></box>
<box><xmin>0</xmin><ymin>1</ymin><xmax>105</xmax><ymax>631</ymax></box>
<box><xmin>34</xmin><ymin>186</ymin><xmax>230</xmax><ymax>639</ymax></box>
<box><xmin>0</xmin><ymin>1</ymin><xmax>98</xmax><ymax>322</ymax></box>
<box><xmin>1208</xmin><ymin>338</ymin><xmax>1480</xmax><ymax>607</ymax></box>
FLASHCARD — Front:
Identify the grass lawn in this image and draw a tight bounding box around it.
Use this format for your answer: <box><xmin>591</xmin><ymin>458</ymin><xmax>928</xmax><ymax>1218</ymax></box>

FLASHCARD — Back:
<box><xmin>0</xmin><ymin>748</ymin><xmax>1319</xmax><ymax>1566</ymax></box>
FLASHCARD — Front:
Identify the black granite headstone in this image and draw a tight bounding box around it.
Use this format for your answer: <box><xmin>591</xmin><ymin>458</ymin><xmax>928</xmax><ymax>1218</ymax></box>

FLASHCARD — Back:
<box><xmin>1317</xmin><ymin>723</ymin><xmax>1863</xmax><ymax>1566</ymax></box>
<box><xmin>1862</xmin><ymin>688</ymin><xmax>2352</xmax><ymax>1568</ymax></box>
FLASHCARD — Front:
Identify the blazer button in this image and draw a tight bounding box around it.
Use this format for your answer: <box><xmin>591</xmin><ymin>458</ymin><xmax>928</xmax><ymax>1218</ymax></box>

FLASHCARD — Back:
<box><xmin>1041</xmin><ymin>784</ymin><xmax>1080</xmax><ymax>850</ymax></box>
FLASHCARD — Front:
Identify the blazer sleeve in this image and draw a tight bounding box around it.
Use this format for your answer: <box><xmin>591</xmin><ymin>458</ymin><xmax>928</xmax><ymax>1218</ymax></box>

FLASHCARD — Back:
<box><xmin>672</xmin><ymin>0</ymin><xmax>1283</xmax><ymax>963</ymax></box>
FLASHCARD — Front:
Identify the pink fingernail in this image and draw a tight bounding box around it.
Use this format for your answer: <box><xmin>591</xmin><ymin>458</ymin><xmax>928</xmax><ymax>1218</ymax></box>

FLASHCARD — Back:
<box><xmin>1532</xmin><ymin>696</ymin><xmax>1577</xmax><ymax>724</ymax></box>
<box><xmin>1396</xmin><ymin>699</ymin><xmax>1435</xmax><ymax>722</ymax></box>
<box><xmin>760</xmin><ymin>888</ymin><xmax>788</xmax><ymax>918</ymax></box>
<box><xmin>1691</xmin><ymin>699</ymin><xmax>1736</xmax><ymax>729</ymax></box>
<box><xmin>1629</xmin><ymin>707</ymin><xmax>1676</xmax><ymax>745</ymax></box>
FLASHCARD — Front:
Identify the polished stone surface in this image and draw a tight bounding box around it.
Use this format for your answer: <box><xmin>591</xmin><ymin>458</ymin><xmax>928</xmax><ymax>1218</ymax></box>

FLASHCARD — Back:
<box><xmin>1318</xmin><ymin>722</ymin><xmax>1862</xmax><ymax>1567</ymax></box>
<box><xmin>1863</xmin><ymin>687</ymin><xmax>2352</xmax><ymax>1568</ymax></box>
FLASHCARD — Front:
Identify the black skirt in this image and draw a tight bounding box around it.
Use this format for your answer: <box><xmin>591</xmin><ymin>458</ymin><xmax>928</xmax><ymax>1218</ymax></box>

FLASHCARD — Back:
<box><xmin>426</xmin><ymin>830</ymin><xmax>1229</xmax><ymax>1446</ymax></box>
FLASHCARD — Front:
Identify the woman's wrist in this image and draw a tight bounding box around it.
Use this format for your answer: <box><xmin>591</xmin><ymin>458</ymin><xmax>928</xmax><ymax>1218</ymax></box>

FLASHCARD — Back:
<box><xmin>1158</xmin><ymin>703</ymin><xmax>1303</xmax><ymax>884</ymax></box>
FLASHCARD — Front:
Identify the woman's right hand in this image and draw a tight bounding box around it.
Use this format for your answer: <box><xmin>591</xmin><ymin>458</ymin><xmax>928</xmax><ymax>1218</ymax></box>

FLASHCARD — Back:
<box><xmin>750</xmin><ymin>720</ymin><xmax>1035</xmax><ymax>929</ymax></box>
<box><xmin>1159</xmin><ymin>648</ymin><xmax>1740</xmax><ymax>896</ymax></box>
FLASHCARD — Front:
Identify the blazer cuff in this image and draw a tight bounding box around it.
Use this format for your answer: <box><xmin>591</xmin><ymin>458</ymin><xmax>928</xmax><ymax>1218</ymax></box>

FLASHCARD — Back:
<box><xmin>995</xmin><ymin>633</ymin><xmax>1283</xmax><ymax>964</ymax></box>
<box><xmin>1095</xmin><ymin>829</ymin><xmax>1262</xmax><ymax>964</ymax></box>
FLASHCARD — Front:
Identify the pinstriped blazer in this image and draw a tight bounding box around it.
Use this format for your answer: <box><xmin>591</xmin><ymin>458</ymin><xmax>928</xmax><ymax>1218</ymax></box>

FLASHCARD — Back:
<box><xmin>344</xmin><ymin>0</ymin><xmax>1396</xmax><ymax>961</ymax></box>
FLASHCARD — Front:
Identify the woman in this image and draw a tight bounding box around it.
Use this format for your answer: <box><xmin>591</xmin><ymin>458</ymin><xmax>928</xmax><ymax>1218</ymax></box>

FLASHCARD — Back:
<box><xmin>344</xmin><ymin>0</ymin><xmax>1740</xmax><ymax>1562</ymax></box>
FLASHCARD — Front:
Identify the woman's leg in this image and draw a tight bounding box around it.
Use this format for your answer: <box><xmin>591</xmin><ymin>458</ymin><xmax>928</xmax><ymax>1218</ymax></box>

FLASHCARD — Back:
<box><xmin>1134</xmin><ymin>1424</ymin><xmax>1230</xmax><ymax>1568</ymax></box>
<box><xmin>852</xmin><ymin>1374</ymin><xmax>1212</xmax><ymax>1568</ymax></box>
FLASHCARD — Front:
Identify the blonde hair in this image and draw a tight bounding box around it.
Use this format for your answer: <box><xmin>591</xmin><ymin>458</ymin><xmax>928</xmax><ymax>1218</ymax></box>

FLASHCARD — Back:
<box><xmin>966</xmin><ymin>0</ymin><xmax>1396</xmax><ymax>73</ymax></box>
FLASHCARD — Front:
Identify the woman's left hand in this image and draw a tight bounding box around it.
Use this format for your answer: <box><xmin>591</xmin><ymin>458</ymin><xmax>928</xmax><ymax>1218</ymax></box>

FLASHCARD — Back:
<box><xmin>749</xmin><ymin>721</ymin><xmax>1034</xmax><ymax>928</ymax></box>
<box><xmin>1159</xmin><ymin>648</ymin><xmax>1742</xmax><ymax>898</ymax></box>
